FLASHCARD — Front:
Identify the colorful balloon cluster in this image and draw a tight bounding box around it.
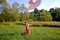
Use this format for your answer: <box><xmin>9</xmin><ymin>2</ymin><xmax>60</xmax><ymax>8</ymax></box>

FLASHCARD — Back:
<box><xmin>28</xmin><ymin>0</ymin><xmax>41</xmax><ymax>10</ymax></box>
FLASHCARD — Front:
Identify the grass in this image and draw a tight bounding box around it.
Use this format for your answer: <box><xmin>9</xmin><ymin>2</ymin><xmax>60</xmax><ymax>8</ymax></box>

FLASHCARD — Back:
<box><xmin>0</xmin><ymin>22</ymin><xmax>60</xmax><ymax>27</ymax></box>
<box><xmin>0</xmin><ymin>25</ymin><xmax>60</xmax><ymax>40</ymax></box>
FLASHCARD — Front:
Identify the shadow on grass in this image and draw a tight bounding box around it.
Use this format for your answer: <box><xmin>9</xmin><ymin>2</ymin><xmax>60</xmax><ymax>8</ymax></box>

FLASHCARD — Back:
<box><xmin>43</xmin><ymin>25</ymin><xmax>60</xmax><ymax>28</ymax></box>
<box><xmin>31</xmin><ymin>23</ymin><xmax>60</xmax><ymax>28</ymax></box>
<box><xmin>0</xmin><ymin>33</ymin><xmax>15</xmax><ymax>36</ymax></box>
<box><xmin>21</xmin><ymin>32</ymin><xmax>25</xmax><ymax>35</ymax></box>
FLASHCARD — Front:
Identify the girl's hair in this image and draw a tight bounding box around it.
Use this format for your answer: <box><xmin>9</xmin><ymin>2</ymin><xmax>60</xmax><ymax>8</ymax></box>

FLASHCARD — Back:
<box><xmin>25</xmin><ymin>22</ymin><xmax>28</xmax><ymax>24</ymax></box>
<box><xmin>25</xmin><ymin>21</ymin><xmax>28</xmax><ymax>23</ymax></box>
<box><xmin>25</xmin><ymin>22</ymin><xmax>26</xmax><ymax>24</ymax></box>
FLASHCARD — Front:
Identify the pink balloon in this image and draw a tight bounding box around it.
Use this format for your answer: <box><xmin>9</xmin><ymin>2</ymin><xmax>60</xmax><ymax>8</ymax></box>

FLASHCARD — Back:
<box><xmin>28</xmin><ymin>0</ymin><xmax>41</xmax><ymax>10</ymax></box>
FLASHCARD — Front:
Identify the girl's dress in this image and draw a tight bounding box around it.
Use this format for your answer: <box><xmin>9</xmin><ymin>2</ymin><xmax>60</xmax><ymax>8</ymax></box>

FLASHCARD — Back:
<box><xmin>24</xmin><ymin>24</ymin><xmax>30</xmax><ymax>34</ymax></box>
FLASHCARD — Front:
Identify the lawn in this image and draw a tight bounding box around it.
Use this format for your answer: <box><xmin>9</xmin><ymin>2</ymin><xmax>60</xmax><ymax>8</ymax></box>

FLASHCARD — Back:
<box><xmin>0</xmin><ymin>25</ymin><xmax>60</xmax><ymax>40</ymax></box>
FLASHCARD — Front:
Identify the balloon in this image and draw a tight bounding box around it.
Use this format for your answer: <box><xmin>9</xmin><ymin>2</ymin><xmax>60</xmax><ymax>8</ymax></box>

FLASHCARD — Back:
<box><xmin>28</xmin><ymin>0</ymin><xmax>41</xmax><ymax>10</ymax></box>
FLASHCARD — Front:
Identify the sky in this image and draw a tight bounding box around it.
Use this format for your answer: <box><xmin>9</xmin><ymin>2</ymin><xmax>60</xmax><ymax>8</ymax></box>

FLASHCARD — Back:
<box><xmin>7</xmin><ymin>0</ymin><xmax>60</xmax><ymax>11</ymax></box>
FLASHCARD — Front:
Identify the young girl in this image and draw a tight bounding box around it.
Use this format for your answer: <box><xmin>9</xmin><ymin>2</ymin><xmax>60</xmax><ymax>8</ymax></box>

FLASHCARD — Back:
<box><xmin>24</xmin><ymin>22</ymin><xmax>30</xmax><ymax>35</ymax></box>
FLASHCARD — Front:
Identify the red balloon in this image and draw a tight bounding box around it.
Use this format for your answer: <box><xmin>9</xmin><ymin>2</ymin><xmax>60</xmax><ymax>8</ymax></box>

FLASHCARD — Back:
<box><xmin>28</xmin><ymin>0</ymin><xmax>41</xmax><ymax>10</ymax></box>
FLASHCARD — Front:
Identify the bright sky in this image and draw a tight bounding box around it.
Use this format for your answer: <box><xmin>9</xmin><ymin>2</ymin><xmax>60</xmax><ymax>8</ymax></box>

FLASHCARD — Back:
<box><xmin>37</xmin><ymin>0</ymin><xmax>60</xmax><ymax>10</ymax></box>
<box><xmin>7</xmin><ymin>0</ymin><xmax>60</xmax><ymax>11</ymax></box>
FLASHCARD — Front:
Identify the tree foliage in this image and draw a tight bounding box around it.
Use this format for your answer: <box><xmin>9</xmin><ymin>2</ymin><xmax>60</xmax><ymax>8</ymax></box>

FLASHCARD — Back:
<box><xmin>49</xmin><ymin>8</ymin><xmax>60</xmax><ymax>21</ymax></box>
<box><xmin>0</xmin><ymin>0</ymin><xmax>60</xmax><ymax>22</ymax></box>
<box><xmin>0</xmin><ymin>0</ymin><xmax>7</xmax><ymax>4</ymax></box>
<box><xmin>20</xmin><ymin>12</ymin><xmax>29</xmax><ymax>21</ymax></box>
<box><xmin>37</xmin><ymin>9</ymin><xmax>52</xmax><ymax>21</ymax></box>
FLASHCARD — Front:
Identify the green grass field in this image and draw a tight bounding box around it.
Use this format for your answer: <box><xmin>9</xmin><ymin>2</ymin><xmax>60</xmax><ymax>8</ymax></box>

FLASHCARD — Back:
<box><xmin>0</xmin><ymin>25</ymin><xmax>60</xmax><ymax>40</ymax></box>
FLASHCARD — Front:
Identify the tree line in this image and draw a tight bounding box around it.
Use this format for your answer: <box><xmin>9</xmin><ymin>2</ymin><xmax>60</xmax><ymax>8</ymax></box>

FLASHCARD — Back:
<box><xmin>0</xmin><ymin>0</ymin><xmax>60</xmax><ymax>22</ymax></box>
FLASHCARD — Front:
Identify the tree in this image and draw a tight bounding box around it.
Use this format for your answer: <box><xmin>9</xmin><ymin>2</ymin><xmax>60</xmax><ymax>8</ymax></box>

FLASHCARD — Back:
<box><xmin>49</xmin><ymin>8</ymin><xmax>60</xmax><ymax>21</ymax></box>
<box><xmin>34</xmin><ymin>8</ymin><xmax>38</xmax><ymax>14</ymax></box>
<box><xmin>12</xmin><ymin>2</ymin><xmax>20</xmax><ymax>8</ymax></box>
<box><xmin>9</xmin><ymin>2</ymin><xmax>20</xmax><ymax>21</ymax></box>
<box><xmin>7</xmin><ymin>7</ymin><xmax>20</xmax><ymax>21</ymax></box>
<box><xmin>34</xmin><ymin>8</ymin><xmax>38</xmax><ymax>20</ymax></box>
<box><xmin>20</xmin><ymin>12</ymin><xmax>29</xmax><ymax>21</ymax></box>
<box><xmin>0</xmin><ymin>14</ymin><xmax>4</xmax><ymax>22</ymax></box>
<box><xmin>0</xmin><ymin>0</ymin><xmax>8</xmax><ymax>13</ymax></box>
<box><xmin>0</xmin><ymin>2</ymin><xmax>20</xmax><ymax>22</ymax></box>
<box><xmin>49</xmin><ymin>8</ymin><xmax>56</xmax><ymax>21</ymax></box>
<box><xmin>12</xmin><ymin>9</ymin><xmax>20</xmax><ymax>21</ymax></box>
<box><xmin>19</xmin><ymin>4</ymin><xmax>28</xmax><ymax>13</ymax></box>
<box><xmin>0</xmin><ymin>0</ymin><xmax>10</xmax><ymax>22</ymax></box>
<box><xmin>38</xmin><ymin>9</ymin><xmax>52</xmax><ymax>21</ymax></box>
<box><xmin>55</xmin><ymin>8</ymin><xmax>60</xmax><ymax>21</ymax></box>
<box><xmin>29</xmin><ymin>12</ymin><xmax>34</xmax><ymax>20</ymax></box>
<box><xmin>0</xmin><ymin>0</ymin><xmax>7</xmax><ymax>4</ymax></box>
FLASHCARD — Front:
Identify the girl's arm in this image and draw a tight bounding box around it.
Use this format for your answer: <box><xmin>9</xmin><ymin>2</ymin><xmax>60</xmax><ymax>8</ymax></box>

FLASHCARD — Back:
<box><xmin>29</xmin><ymin>24</ymin><xmax>33</xmax><ymax>26</ymax></box>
